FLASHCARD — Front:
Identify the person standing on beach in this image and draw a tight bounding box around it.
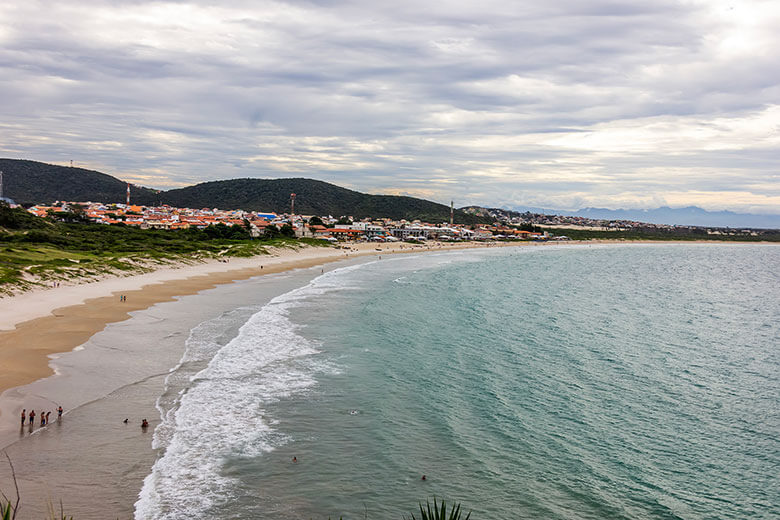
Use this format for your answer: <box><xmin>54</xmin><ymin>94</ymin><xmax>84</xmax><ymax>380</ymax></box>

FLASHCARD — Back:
<box><xmin>41</xmin><ymin>413</ymin><xmax>46</xmax><ymax>426</ymax></box>
<box><xmin>46</xmin><ymin>411</ymin><xmax>51</xmax><ymax>424</ymax></box>
<box><xmin>29</xmin><ymin>410</ymin><xmax>35</xmax><ymax>425</ymax></box>
<box><xmin>21</xmin><ymin>409</ymin><xmax>25</xmax><ymax>426</ymax></box>
<box><xmin>58</xmin><ymin>406</ymin><xmax>63</xmax><ymax>419</ymax></box>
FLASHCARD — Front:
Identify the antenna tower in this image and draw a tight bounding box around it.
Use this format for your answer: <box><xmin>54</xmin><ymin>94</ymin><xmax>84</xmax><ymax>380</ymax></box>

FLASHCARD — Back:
<box><xmin>126</xmin><ymin>183</ymin><xmax>131</xmax><ymax>205</ymax></box>
<box><xmin>0</xmin><ymin>170</ymin><xmax>4</xmax><ymax>200</ymax></box>
<box><xmin>450</xmin><ymin>200</ymin><xmax>454</xmax><ymax>226</ymax></box>
<box><xmin>290</xmin><ymin>193</ymin><xmax>296</xmax><ymax>216</ymax></box>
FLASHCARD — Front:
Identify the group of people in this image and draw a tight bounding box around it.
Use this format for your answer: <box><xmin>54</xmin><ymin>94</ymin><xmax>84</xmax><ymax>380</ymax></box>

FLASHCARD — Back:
<box><xmin>124</xmin><ymin>417</ymin><xmax>149</xmax><ymax>428</ymax></box>
<box><xmin>20</xmin><ymin>406</ymin><xmax>63</xmax><ymax>428</ymax></box>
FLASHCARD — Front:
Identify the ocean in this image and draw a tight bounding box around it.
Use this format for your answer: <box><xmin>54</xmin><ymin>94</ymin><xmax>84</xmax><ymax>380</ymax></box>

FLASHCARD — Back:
<box><xmin>133</xmin><ymin>243</ymin><xmax>780</xmax><ymax>520</ymax></box>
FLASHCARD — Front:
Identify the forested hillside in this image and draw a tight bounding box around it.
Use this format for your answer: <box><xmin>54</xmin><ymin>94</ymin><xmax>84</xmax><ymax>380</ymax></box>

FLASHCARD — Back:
<box><xmin>0</xmin><ymin>159</ymin><xmax>159</xmax><ymax>205</ymax></box>
<box><xmin>1</xmin><ymin>159</ymin><xmax>485</xmax><ymax>224</ymax></box>
<box><xmin>160</xmin><ymin>178</ymin><xmax>482</xmax><ymax>223</ymax></box>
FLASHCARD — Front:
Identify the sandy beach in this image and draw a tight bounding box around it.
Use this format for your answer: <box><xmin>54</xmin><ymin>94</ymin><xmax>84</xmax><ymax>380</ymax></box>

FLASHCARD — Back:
<box><xmin>0</xmin><ymin>238</ymin><xmax>735</xmax><ymax>415</ymax></box>
<box><xmin>0</xmin><ymin>240</ymin><xmax>770</xmax><ymax>519</ymax></box>
<box><xmin>0</xmin><ymin>240</ymin><xmax>505</xmax><ymax>407</ymax></box>
<box><xmin>0</xmin><ymin>239</ymin><xmax>522</xmax><ymax>519</ymax></box>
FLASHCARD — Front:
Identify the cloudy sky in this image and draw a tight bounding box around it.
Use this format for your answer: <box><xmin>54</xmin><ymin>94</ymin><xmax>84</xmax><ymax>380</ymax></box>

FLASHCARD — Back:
<box><xmin>1</xmin><ymin>0</ymin><xmax>778</xmax><ymax>213</ymax></box>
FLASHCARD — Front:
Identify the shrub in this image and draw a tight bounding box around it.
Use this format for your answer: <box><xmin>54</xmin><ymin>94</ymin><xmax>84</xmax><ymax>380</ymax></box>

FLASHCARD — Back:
<box><xmin>405</xmin><ymin>498</ymin><xmax>471</xmax><ymax>520</ymax></box>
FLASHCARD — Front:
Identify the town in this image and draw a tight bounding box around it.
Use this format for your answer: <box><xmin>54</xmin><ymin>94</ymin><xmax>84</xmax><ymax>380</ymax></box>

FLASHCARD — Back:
<box><xmin>19</xmin><ymin>197</ymin><xmax>774</xmax><ymax>244</ymax></box>
<box><xmin>23</xmin><ymin>199</ymin><xmax>555</xmax><ymax>242</ymax></box>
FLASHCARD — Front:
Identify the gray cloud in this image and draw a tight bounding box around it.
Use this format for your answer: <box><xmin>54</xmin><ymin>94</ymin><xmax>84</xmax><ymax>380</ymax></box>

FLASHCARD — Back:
<box><xmin>1</xmin><ymin>0</ymin><xmax>778</xmax><ymax>213</ymax></box>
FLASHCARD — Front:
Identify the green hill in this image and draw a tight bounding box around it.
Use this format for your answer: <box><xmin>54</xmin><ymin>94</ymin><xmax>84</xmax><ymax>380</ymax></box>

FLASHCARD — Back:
<box><xmin>1</xmin><ymin>159</ymin><xmax>485</xmax><ymax>224</ymax></box>
<box><xmin>160</xmin><ymin>178</ymin><xmax>481</xmax><ymax>223</ymax></box>
<box><xmin>0</xmin><ymin>159</ymin><xmax>159</xmax><ymax>206</ymax></box>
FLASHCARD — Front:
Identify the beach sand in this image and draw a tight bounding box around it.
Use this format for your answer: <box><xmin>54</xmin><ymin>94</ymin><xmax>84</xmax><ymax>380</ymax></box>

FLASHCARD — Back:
<box><xmin>0</xmin><ymin>239</ymin><xmax>745</xmax><ymax>518</ymax></box>
<box><xmin>0</xmin><ymin>241</ymin><xmax>503</xmax><ymax>398</ymax></box>
<box><xmin>0</xmin><ymin>240</ymin><xmax>520</xmax><ymax>518</ymax></box>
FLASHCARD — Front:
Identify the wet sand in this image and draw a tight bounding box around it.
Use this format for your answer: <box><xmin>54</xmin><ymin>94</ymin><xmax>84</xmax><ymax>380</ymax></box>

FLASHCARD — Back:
<box><xmin>0</xmin><ymin>239</ymin><xmax>756</xmax><ymax>518</ymax></box>
<box><xmin>0</xmin><ymin>240</ymin><xmax>506</xmax><ymax>519</ymax></box>
<box><xmin>1</xmin><ymin>242</ymin><xmax>489</xmax><ymax>399</ymax></box>
<box><xmin>0</xmin><ymin>264</ymin><xmax>326</xmax><ymax>519</ymax></box>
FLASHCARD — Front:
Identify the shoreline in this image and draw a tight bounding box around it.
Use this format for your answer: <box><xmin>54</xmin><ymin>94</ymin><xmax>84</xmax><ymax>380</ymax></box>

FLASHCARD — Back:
<box><xmin>0</xmin><ymin>240</ymin><xmax>501</xmax><ymax>401</ymax></box>
<box><xmin>0</xmin><ymin>239</ymin><xmax>505</xmax><ymax>518</ymax></box>
<box><xmin>0</xmin><ymin>239</ymin><xmax>775</xmax><ymax>519</ymax></box>
<box><xmin>0</xmin><ymin>237</ymin><xmax>773</xmax><ymax>402</ymax></box>
<box><xmin>0</xmin><ymin>238</ymin><xmax>771</xmax><ymax>415</ymax></box>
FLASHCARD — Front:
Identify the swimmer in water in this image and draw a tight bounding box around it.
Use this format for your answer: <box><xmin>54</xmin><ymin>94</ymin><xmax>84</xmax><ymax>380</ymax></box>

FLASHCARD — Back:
<box><xmin>292</xmin><ymin>456</ymin><xmax>298</xmax><ymax>463</ymax></box>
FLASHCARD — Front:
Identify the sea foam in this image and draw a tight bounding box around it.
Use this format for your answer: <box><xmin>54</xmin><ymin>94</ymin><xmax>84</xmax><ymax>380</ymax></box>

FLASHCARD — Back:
<box><xmin>134</xmin><ymin>267</ymin><xmax>361</xmax><ymax>520</ymax></box>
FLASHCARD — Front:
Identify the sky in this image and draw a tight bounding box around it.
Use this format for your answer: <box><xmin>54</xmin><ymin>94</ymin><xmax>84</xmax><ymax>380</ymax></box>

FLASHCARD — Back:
<box><xmin>1</xmin><ymin>0</ymin><xmax>779</xmax><ymax>214</ymax></box>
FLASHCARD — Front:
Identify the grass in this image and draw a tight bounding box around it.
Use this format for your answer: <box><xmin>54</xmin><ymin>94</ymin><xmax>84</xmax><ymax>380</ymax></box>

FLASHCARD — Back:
<box><xmin>0</xmin><ymin>224</ymin><xmax>331</xmax><ymax>295</ymax></box>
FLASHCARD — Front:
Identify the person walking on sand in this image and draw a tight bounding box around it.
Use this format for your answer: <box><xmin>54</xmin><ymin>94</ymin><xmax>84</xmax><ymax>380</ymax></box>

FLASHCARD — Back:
<box><xmin>29</xmin><ymin>410</ymin><xmax>35</xmax><ymax>425</ymax></box>
<box><xmin>46</xmin><ymin>411</ymin><xmax>51</xmax><ymax>424</ymax></box>
<box><xmin>40</xmin><ymin>413</ymin><xmax>46</xmax><ymax>426</ymax></box>
<box><xmin>21</xmin><ymin>409</ymin><xmax>25</xmax><ymax>426</ymax></box>
<box><xmin>58</xmin><ymin>406</ymin><xmax>63</xmax><ymax>419</ymax></box>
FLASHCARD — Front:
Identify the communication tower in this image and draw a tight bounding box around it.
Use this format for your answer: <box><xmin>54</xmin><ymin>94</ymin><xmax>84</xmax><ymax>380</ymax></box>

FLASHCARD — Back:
<box><xmin>450</xmin><ymin>200</ymin><xmax>454</xmax><ymax>226</ymax></box>
<box><xmin>126</xmin><ymin>183</ymin><xmax>131</xmax><ymax>205</ymax></box>
<box><xmin>0</xmin><ymin>170</ymin><xmax>4</xmax><ymax>200</ymax></box>
<box><xmin>290</xmin><ymin>193</ymin><xmax>296</xmax><ymax>215</ymax></box>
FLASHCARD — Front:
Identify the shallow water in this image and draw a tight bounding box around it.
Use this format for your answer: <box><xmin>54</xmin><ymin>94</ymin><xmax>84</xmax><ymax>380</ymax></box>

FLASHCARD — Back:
<box><xmin>0</xmin><ymin>265</ymin><xmax>331</xmax><ymax>520</ymax></box>
<box><xmin>135</xmin><ymin>243</ymin><xmax>780</xmax><ymax>519</ymax></box>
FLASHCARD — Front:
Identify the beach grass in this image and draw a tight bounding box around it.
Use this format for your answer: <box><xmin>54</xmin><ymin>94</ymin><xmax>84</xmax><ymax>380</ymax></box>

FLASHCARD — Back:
<box><xmin>0</xmin><ymin>203</ymin><xmax>331</xmax><ymax>294</ymax></box>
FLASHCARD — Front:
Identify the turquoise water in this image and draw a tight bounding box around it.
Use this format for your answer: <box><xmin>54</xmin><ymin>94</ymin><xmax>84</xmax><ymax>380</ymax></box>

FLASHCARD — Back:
<box><xmin>137</xmin><ymin>244</ymin><xmax>780</xmax><ymax>519</ymax></box>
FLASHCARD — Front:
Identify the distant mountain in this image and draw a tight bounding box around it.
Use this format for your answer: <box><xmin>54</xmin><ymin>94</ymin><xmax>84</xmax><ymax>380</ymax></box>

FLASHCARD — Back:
<box><xmin>0</xmin><ymin>158</ymin><xmax>160</xmax><ymax>206</ymax></box>
<box><xmin>572</xmin><ymin>206</ymin><xmax>780</xmax><ymax>229</ymax></box>
<box><xmin>507</xmin><ymin>204</ymin><xmax>780</xmax><ymax>229</ymax></box>
<box><xmin>0</xmin><ymin>159</ymin><xmax>484</xmax><ymax>224</ymax></box>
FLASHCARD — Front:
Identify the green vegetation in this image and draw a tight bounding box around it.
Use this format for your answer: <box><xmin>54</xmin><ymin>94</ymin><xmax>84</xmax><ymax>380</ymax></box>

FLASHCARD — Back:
<box><xmin>405</xmin><ymin>498</ymin><xmax>471</xmax><ymax>520</ymax></box>
<box><xmin>0</xmin><ymin>158</ymin><xmax>159</xmax><ymax>206</ymax></box>
<box><xmin>151</xmin><ymin>177</ymin><xmax>486</xmax><ymax>224</ymax></box>
<box><xmin>1</xmin><ymin>159</ymin><xmax>488</xmax><ymax>224</ymax></box>
<box><xmin>0</xmin><ymin>203</ymin><xmax>328</xmax><ymax>294</ymax></box>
